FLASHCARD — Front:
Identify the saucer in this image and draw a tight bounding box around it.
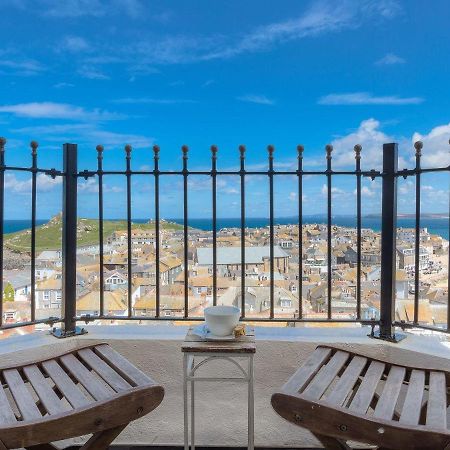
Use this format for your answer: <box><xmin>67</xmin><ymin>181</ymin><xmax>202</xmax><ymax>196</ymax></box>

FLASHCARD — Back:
<box><xmin>192</xmin><ymin>324</ymin><xmax>235</xmax><ymax>341</ymax></box>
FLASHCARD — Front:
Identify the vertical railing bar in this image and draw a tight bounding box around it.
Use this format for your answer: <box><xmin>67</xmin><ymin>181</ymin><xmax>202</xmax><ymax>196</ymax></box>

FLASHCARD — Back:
<box><xmin>61</xmin><ymin>143</ymin><xmax>78</xmax><ymax>335</ymax></box>
<box><xmin>379</xmin><ymin>143</ymin><xmax>398</xmax><ymax>340</ymax></box>
<box><xmin>211</xmin><ymin>145</ymin><xmax>218</xmax><ymax>306</ymax></box>
<box><xmin>326</xmin><ymin>145</ymin><xmax>333</xmax><ymax>320</ymax></box>
<box><xmin>240</xmin><ymin>145</ymin><xmax>246</xmax><ymax>318</ymax></box>
<box><xmin>0</xmin><ymin>138</ymin><xmax>5</xmax><ymax>327</ymax></box>
<box><xmin>125</xmin><ymin>145</ymin><xmax>132</xmax><ymax>318</ymax></box>
<box><xmin>448</xmin><ymin>140</ymin><xmax>450</xmax><ymax>332</ymax></box>
<box><xmin>268</xmin><ymin>145</ymin><xmax>275</xmax><ymax>319</ymax></box>
<box><xmin>355</xmin><ymin>144</ymin><xmax>362</xmax><ymax>320</ymax></box>
<box><xmin>297</xmin><ymin>145</ymin><xmax>304</xmax><ymax>319</ymax></box>
<box><xmin>413</xmin><ymin>141</ymin><xmax>422</xmax><ymax>325</ymax></box>
<box><xmin>30</xmin><ymin>141</ymin><xmax>38</xmax><ymax>322</ymax></box>
<box><xmin>153</xmin><ymin>145</ymin><xmax>161</xmax><ymax>318</ymax></box>
<box><xmin>96</xmin><ymin>145</ymin><xmax>105</xmax><ymax>317</ymax></box>
<box><xmin>182</xmin><ymin>145</ymin><xmax>189</xmax><ymax>318</ymax></box>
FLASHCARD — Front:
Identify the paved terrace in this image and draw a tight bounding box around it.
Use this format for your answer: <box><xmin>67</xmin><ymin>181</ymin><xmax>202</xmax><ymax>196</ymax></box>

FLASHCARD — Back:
<box><xmin>1</xmin><ymin>325</ymin><xmax>449</xmax><ymax>449</ymax></box>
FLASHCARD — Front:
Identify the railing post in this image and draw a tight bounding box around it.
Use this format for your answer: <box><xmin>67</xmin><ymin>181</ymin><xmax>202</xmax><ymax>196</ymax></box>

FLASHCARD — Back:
<box><xmin>376</xmin><ymin>142</ymin><xmax>405</xmax><ymax>342</ymax></box>
<box><xmin>52</xmin><ymin>143</ymin><xmax>86</xmax><ymax>338</ymax></box>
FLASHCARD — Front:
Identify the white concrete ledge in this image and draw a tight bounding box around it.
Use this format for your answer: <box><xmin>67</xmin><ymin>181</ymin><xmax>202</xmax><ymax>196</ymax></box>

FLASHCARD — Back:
<box><xmin>1</xmin><ymin>325</ymin><xmax>449</xmax><ymax>448</ymax></box>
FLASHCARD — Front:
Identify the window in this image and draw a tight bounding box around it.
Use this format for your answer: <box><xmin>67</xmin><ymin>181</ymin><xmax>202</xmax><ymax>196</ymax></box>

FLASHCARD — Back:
<box><xmin>280</xmin><ymin>299</ymin><xmax>292</xmax><ymax>308</ymax></box>
<box><xmin>44</xmin><ymin>291</ymin><xmax>50</xmax><ymax>300</ymax></box>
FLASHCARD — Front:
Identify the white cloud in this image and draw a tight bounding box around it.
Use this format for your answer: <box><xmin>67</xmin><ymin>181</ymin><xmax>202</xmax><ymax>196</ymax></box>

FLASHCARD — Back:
<box><xmin>412</xmin><ymin>123</ymin><xmax>450</xmax><ymax>167</ymax></box>
<box><xmin>399</xmin><ymin>180</ymin><xmax>414</xmax><ymax>195</ymax></box>
<box><xmin>355</xmin><ymin>186</ymin><xmax>375</xmax><ymax>197</ymax></box>
<box><xmin>53</xmin><ymin>82</ymin><xmax>75</xmax><ymax>89</ymax></box>
<box><xmin>0</xmin><ymin>102</ymin><xmax>122</xmax><ymax>121</ymax></box>
<box><xmin>12</xmin><ymin>123</ymin><xmax>153</xmax><ymax>149</ymax></box>
<box><xmin>318</xmin><ymin>92</ymin><xmax>424</xmax><ymax>105</ymax></box>
<box><xmin>328</xmin><ymin>118</ymin><xmax>392</xmax><ymax>169</ymax></box>
<box><xmin>77</xmin><ymin>66</ymin><xmax>109</xmax><ymax>80</ymax></box>
<box><xmin>101</xmin><ymin>0</ymin><xmax>400</xmax><ymax>66</ymax></box>
<box><xmin>87</xmin><ymin>129</ymin><xmax>153</xmax><ymax>148</ymax></box>
<box><xmin>113</xmin><ymin>97</ymin><xmax>197</xmax><ymax>105</ymax></box>
<box><xmin>237</xmin><ymin>95</ymin><xmax>275</xmax><ymax>106</ymax></box>
<box><xmin>0</xmin><ymin>59</ymin><xmax>45</xmax><ymax>76</ymax></box>
<box><xmin>59</xmin><ymin>36</ymin><xmax>90</xmax><ymax>53</ymax></box>
<box><xmin>375</xmin><ymin>53</ymin><xmax>405</xmax><ymax>66</ymax></box>
<box><xmin>202</xmin><ymin>0</ymin><xmax>401</xmax><ymax>60</ymax></box>
<box><xmin>5</xmin><ymin>173</ymin><xmax>62</xmax><ymax>193</ymax></box>
<box><xmin>40</xmin><ymin>0</ymin><xmax>145</xmax><ymax>18</ymax></box>
<box><xmin>312</xmin><ymin>118</ymin><xmax>449</xmax><ymax>173</ymax></box>
<box><xmin>78</xmin><ymin>178</ymin><xmax>123</xmax><ymax>193</ymax></box>
<box><xmin>168</xmin><ymin>80</ymin><xmax>185</xmax><ymax>87</ymax></box>
<box><xmin>321</xmin><ymin>184</ymin><xmax>345</xmax><ymax>196</ymax></box>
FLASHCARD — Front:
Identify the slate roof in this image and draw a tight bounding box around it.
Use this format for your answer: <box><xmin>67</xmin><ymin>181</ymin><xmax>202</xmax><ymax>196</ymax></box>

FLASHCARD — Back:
<box><xmin>196</xmin><ymin>246</ymin><xmax>289</xmax><ymax>266</ymax></box>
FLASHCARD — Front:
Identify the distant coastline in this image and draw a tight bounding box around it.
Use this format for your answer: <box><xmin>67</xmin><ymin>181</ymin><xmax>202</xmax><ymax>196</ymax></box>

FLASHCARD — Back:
<box><xmin>4</xmin><ymin>215</ymin><xmax>449</xmax><ymax>240</ymax></box>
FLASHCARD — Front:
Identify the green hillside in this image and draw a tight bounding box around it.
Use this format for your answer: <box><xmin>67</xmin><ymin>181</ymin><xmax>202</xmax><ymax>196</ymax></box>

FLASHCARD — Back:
<box><xmin>4</xmin><ymin>215</ymin><xmax>183</xmax><ymax>253</ymax></box>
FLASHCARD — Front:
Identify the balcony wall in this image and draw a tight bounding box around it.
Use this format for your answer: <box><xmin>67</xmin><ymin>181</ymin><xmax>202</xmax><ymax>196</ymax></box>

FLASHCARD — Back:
<box><xmin>1</xmin><ymin>326</ymin><xmax>450</xmax><ymax>448</ymax></box>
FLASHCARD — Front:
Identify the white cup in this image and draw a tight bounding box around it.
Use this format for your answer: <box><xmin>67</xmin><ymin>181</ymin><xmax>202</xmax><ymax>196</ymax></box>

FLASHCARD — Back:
<box><xmin>204</xmin><ymin>305</ymin><xmax>240</xmax><ymax>336</ymax></box>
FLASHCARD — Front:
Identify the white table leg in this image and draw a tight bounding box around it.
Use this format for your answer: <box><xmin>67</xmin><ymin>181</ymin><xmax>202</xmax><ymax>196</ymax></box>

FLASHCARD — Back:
<box><xmin>248</xmin><ymin>354</ymin><xmax>254</xmax><ymax>450</ymax></box>
<box><xmin>183</xmin><ymin>354</ymin><xmax>189</xmax><ymax>450</ymax></box>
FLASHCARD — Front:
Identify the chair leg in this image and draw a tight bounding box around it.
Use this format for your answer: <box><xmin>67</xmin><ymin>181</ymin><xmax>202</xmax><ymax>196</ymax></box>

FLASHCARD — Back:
<box><xmin>312</xmin><ymin>432</ymin><xmax>352</xmax><ymax>450</ymax></box>
<box><xmin>79</xmin><ymin>424</ymin><xmax>127</xmax><ymax>450</ymax></box>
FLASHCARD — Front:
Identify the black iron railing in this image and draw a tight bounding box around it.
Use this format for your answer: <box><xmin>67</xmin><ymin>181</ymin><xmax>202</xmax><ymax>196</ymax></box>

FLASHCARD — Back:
<box><xmin>0</xmin><ymin>136</ymin><xmax>449</xmax><ymax>340</ymax></box>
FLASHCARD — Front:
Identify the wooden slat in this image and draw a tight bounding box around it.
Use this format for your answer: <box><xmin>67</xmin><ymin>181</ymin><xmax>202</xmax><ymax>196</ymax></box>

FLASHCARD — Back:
<box><xmin>399</xmin><ymin>369</ymin><xmax>425</xmax><ymax>426</ymax></box>
<box><xmin>78</xmin><ymin>348</ymin><xmax>132</xmax><ymax>392</ymax></box>
<box><xmin>0</xmin><ymin>384</ymin><xmax>17</xmax><ymax>425</ymax></box>
<box><xmin>373</xmin><ymin>365</ymin><xmax>405</xmax><ymax>419</ymax></box>
<box><xmin>94</xmin><ymin>344</ymin><xmax>153</xmax><ymax>387</ymax></box>
<box><xmin>42</xmin><ymin>359</ymin><xmax>90</xmax><ymax>409</ymax></box>
<box><xmin>3</xmin><ymin>369</ymin><xmax>41</xmax><ymax>421</ymax></box>
<box><xmin>60</xmin><ymin>354</ymin><xmax>113</xmax><ymax>401</ymax></box>
<box><xmin>325</xmin><ymin>355</ymin><xmax>367</xmax><ymax>406</ymax></box>
<box><xmin>23</xmin><ymin>365</ymin><xmax>68</xmax><ymax>415</ymax></box>
<box><xmin>349</xmin><ymin>360</ymin><xmax>385</xmax><ymax>415</ymax></box>
<box><xmin>426</xmin><ymin>371</ymin><xmax>447</xmax><ymax>429</ymax></box>
<box><xmin>302</xmin><ymin>351</ymin><xmax>350</xmax><ymax>400</ymax></box>
<box><xmin>281</xmin><ymin>347</ymin><xmax>332</xmax><ymax>395</ymax></box>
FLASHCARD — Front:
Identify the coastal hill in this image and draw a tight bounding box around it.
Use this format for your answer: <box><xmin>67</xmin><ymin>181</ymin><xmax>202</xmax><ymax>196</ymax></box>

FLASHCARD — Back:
<box><xmin>4</xmin><ymin>213</ymin><xmax>183</xmax><ymax>253</ymax></box>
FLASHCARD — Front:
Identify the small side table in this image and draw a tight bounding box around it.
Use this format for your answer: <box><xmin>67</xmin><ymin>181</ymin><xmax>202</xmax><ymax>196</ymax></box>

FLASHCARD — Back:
<box><xmin>182</xmin><ymin>327</ymin><xmax>256</xmax><ymax>450</ymax></box>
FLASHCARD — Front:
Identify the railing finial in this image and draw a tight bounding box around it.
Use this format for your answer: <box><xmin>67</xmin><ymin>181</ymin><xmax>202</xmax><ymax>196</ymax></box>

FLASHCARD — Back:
<box><xmin>267</xmin><ymin>145</ymin><xmax>275</xmax><ymax>156</ymax></box>
<box><xmin>96</xmin><ymin>145</ymin><xmax>104</xmax><ymax>159</ymax></box>
<box><xmin>0</xmin><ymin>137</ymin><xmax>5</xmax><ymax>152</ymax></box>
<box><xmin>239</xmin><ymin>145</ymin><xmax>246</xmax><ymax>158</ymax></box>
<box><xmin>125</xmin><ymin>144</ymin><xmax>132</xmax><ymax>156</ymax></box>
<box><xmin>414</xmin><ymin>140</ymin><xmax>423</xmax><ymax>157</ymax></box>
<box><xmin>297</xmin><ymin>145</ymin><xmax>304</xmax><ymax>158</ymax></box>
<box><xmin>153</xmin><ymin>144</ymin><xmax>160</xmax><ymax>159</ymax></box>
<box><xmin>325</xmin><ymin>144</ymin><xmax>333</xmax><ymax>159</ymax></box>
<box><xmin>182</xmin><ymin>145</ymin><xmax>189</xmax><ymax>158</ymax></box>
<box><xmin>354</xmin><ymin>144</ymin><xmax>362</xmax><ymax>160</ymax></box>
<box><xmin>211</xmin><ymin>145</ymin><xmax>218</xmax><ymax>159</ymax></box>
<box><xmin>30</xmin><ymin>140</ymin><xmax>39</xmax><ymax>156</ymax></box>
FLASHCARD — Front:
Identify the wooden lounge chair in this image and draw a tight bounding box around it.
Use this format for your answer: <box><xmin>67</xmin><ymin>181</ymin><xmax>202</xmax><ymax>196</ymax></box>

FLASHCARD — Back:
<box><xmin>0</xmin><ymin>343</ymin><xmax>164</xmax><ymax>449</ymax></box>
<box><xmin>271</xmin><ymin>345</ymin><xmax>450</xmax><ymax>450</ymax></box>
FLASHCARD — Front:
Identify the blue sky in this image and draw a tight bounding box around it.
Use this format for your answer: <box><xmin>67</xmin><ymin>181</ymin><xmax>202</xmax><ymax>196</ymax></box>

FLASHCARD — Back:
<box><xmin>0</xmin><ymin>0</ymin><xmax>449</xmax><ymax>220</ymax></box>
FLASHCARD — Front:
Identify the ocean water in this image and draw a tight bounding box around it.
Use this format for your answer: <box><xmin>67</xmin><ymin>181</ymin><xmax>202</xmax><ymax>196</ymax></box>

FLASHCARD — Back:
<box><xmin>4</xmin><ymin>216</ymin><xmax>449</xmax><ymax>239</ymax></box>
<box><xmin>170</xmin><ymin>216</ymin><xmax>450</xmax><ymax>240</ymax></box>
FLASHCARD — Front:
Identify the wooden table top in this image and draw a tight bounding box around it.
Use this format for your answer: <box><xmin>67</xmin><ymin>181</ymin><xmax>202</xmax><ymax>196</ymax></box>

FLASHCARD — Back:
<box><xmin>181</xmin><ymin>327</ymin><xmax>256</xmax><ymax>354</ymax></box>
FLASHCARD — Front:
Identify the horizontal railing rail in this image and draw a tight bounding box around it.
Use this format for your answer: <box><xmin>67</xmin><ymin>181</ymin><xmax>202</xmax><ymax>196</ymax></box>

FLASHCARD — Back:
<box><xmin>0</xmin><ymin>136</ymin><xmax>449</xmax><ymax>340</ymax></box>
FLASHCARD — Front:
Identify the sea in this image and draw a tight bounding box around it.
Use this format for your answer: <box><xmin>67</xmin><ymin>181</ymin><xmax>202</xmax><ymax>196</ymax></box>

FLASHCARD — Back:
<box><xmin>4</xmin><ymin>216</ymin><xmax>450</xmax><ymax>239</ymax></box>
